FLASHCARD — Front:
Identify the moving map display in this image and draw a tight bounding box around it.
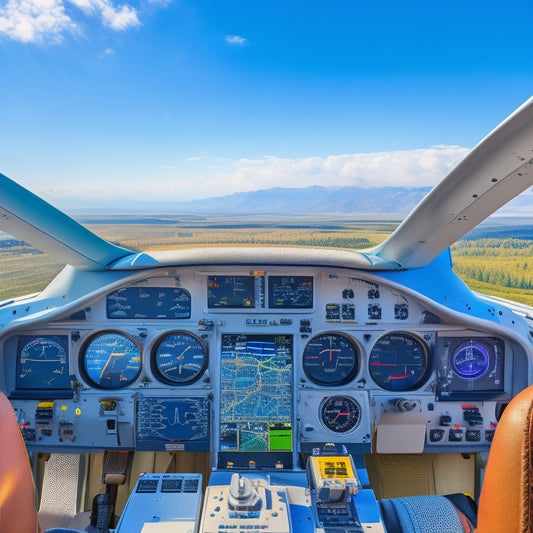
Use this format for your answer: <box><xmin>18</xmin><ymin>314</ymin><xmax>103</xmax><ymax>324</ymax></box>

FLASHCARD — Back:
<box><xmin>219</xmin><ymin>334</ymin><xmax>293</xmax><ymax>452</ymax></box>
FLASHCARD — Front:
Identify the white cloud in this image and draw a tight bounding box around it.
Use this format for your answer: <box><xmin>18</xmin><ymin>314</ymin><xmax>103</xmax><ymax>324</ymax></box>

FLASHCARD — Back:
<box><xmin>39</xmin><ymin>146</ymin><xmax>470</xmax><ymax>204</ymax></box>
<box><xmin>225</xmin><ymin>34</ymin><xmax>246</xmax><ymax>46</ymax></box>
<box><xmin>0</xmin><ymin>0</ymin><xmax>141</xmax><ymax>43</ymax></box>
<box><xmin>197</xmin><ymin>145</ymin><xmax>470</xmax><ymax>197</ymax></box>
<box><xmin>0</xmin><ymin>0</ymin><xmax>76</xmax><ymax>43</ymax></box>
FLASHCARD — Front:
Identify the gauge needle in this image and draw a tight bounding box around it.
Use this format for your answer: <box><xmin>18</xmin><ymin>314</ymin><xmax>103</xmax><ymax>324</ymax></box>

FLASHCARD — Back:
<box><xmin>177</xmin><ymin>345</ymin><xmax>191</xmax><ymax>360</ymax></box>
<box><xmin>333</xmin><ymin>412</ymin><xmax>349</xmax><ymax>422</ymax></box>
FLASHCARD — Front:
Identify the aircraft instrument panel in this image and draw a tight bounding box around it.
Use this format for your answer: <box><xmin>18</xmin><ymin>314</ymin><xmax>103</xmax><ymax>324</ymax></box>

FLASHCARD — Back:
<box><xmin>0</xmin><ymin>265</ymin><xmax>520</xmax><ymax>455</ymax></box>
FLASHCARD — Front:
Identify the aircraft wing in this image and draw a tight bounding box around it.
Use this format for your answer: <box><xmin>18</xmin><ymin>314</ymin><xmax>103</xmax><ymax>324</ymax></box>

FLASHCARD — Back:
<box><xmin>371</xmin><ymin>97</ymin><xmax>533</xmax><ymax>268</ymax></box>
<box><xmin>0</xmin><ymin>173</ymin><xmax>134</xmax><ymax>271</ymax></box>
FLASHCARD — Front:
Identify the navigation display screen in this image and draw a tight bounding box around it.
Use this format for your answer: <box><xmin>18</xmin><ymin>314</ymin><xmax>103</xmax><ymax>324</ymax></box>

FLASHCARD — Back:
<box><xmin>207</xmin><ymin>275</ymin><xmax>260</xmax><ymax>308</ymax></box>
<box><xmin>268</xmin><ymin>276</ymin><xmax>313</xmax><ymax>308</ymax></box>
<box><xmin>219</xmin><ymin>334</ymin><xmax>293</xmax><ymax>452</ymax></box>
<box><xmin>16</xmin><ymin>335</ymin><xmax>71</xmax><ymax>390</ymax></box>
<box><xmin>136</xmin><ymin>396</ymin><xmax>210</xmax><ymax>452</ymax></box>
<box><xmin>106</xmin><ymin>287</ymin><xmax>191</xmax><ymax>319</ymax></box>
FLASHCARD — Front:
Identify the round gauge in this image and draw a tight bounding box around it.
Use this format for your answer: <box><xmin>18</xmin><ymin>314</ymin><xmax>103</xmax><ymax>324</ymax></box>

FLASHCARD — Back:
<box><xmin>302</xmin><ymin>332</ymin><xmax>359</xmax><ymax>385</ymax></box>
<box><xmin>320</xmin><ymin>395</ymin><xmax>361</xmax><ymax>433</ymax></box>
<box><xmin>18</xmin><ymin>336</ymin><xmax>69</xmax><ymax>388</ymax></box>
<box><xmin>152</xmin><ymin>331</ymin><xmax>208</xmax><ymax>385</ymax></box>
<box><xmin>452</xmin><ymin>340</ymin><xmax>490</xmax><ymax>379</ymax></box>
<box><xmin>369</xmin><ymin>332</ymin><xmax>430</xmax><ymax>391</ymax></box>
<box><xmin>81</xmin><ymin>331</ymin><xmax>141</xmax><ymax>389</ymax></box>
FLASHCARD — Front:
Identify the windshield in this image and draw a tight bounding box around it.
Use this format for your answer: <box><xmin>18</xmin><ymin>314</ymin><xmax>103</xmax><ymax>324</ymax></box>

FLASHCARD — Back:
<box><xmin>0</xmin><ymin>3</ymin><xmax>531</xmax><ymax>303</ymax></box>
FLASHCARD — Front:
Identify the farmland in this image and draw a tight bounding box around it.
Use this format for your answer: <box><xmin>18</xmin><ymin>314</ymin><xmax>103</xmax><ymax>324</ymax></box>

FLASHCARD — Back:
<box><xmin>0</xmin><ymin>215</ymin><xmax>533</xmax><ymax>308</ymax></box>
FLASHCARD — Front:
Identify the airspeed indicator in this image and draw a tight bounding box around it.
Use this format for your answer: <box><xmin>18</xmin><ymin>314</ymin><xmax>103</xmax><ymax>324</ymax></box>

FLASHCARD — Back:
<box><xmin>81</xmin><ymin>331</ymin><xmax>141</xmax><ymax>389</ymax></box>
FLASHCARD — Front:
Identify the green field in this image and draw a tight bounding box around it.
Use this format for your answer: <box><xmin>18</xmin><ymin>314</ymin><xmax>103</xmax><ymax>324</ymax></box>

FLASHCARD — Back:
<box><xmin>1</xmin><ymin>215</ymin><xmax>533</xmax><ymax>308</ymax></box>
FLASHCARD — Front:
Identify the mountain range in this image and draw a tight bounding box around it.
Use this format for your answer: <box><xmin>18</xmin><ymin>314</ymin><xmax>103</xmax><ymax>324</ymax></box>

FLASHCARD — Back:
<box><xmin>69</xmin><ymin>185</ymin><xmax>433</xmax><ymax>215</ymax></box>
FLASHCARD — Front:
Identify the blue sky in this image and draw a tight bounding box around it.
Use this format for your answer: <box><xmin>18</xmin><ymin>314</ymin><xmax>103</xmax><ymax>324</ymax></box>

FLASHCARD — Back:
<box><xmin>0</xmin><ymin>0</ymin><xmax>532</xmax><ymax>206</ymax></box>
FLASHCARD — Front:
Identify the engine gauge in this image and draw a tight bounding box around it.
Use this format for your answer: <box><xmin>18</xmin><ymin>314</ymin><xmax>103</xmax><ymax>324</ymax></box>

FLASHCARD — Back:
<box><xmin>369</xmin><ymin>332</ymin><xmax>430</xmax><ymax>391</ymax></box>
<box><xmin>452</xmin><ymin>340</ymin><xmax>490</xmax><ymax>379</ymax></box>
<box><xmin>81</xmin><ymin>331</ymin><xmax>141</xmax><ymax>389</ymax></box>
<box><xmin>302</xmin><ymin>332</ymin><xmax>359</xmax><ymax>385</ymax></box>
<box><xmin>152</xmin><ymin>331</ymin><xmax>208</xmax><ymax>385</ymax></box>
<box><xmin>320</xmin><ymin>395</ymin><xmax>361</xmax><ymax>433</ymax></box>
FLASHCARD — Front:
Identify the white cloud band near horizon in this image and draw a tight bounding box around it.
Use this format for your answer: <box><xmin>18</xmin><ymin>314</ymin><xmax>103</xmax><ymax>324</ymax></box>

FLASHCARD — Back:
<box><xmin>39</xmin><ymin>145</ymin><xmax>471</xmax><ymax>206</ymax></box>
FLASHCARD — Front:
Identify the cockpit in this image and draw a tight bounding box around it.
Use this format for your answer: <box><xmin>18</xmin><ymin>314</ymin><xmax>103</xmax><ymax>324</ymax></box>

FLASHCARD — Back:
<box><xmin>1</xmin><ymin>96</ymin><xmax>533</xmax><ymax>533</ymax></box>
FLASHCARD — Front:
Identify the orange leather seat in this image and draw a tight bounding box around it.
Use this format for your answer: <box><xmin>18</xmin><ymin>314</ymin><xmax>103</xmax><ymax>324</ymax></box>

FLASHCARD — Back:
<box><xmin>476</xmin><ymin>384</ymin><xmax>533</xmax><ymax>533</ymax></box>
<box><xmin>0</xmin><ymin>390</ymin><xmax>40</xmax><ymax>533</ymax></box>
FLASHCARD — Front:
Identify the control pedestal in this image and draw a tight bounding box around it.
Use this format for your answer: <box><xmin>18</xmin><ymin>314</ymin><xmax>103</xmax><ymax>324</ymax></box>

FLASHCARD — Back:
<box><xmin>115</xmin><ymin>473</ymin><xmax>203</xmax><ymax>533</ymax></box>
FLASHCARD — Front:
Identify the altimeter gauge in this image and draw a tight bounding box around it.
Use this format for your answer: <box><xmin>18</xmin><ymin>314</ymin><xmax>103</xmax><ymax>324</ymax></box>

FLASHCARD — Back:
<box><xmin>152</xmin><ymin>331</ymin><xmax>208</xmax><ymax>385</ymax></box>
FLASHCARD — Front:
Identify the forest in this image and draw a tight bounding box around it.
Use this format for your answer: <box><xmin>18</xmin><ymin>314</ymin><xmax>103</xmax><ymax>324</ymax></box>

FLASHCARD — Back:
<box><xmin>0</xmin><ymin>216</ymin><xmax>532</xmax><ymax>307</ymax></box>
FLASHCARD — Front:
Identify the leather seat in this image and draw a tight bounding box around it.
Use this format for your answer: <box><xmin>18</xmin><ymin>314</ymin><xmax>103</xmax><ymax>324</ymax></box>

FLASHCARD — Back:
<box><xmin>476</xmin><ymin>384</ymin><xmax>533</xmax><ymax>533</ymax></box>
<box><xmin>379</xmin><ymin>383</ymin><xmax>533</xmax><ymax>533</ymax></box>
<box><xmin>0</xmin><ymin>390</ymin><xmax>40</xmax><ymax>533</ymax></box>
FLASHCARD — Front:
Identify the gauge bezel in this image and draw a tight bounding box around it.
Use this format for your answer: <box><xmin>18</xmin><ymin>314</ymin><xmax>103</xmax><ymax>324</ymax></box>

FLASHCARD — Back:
<box><xmin>79</xmin><ymin>330</ymin><xmax>142</xmax><ymax>390</ymax></box>
<box><xmin>368</xmin><ymin>331</ymin><xmax>431</xmax><ymax>391</ymax></box>
<box><xmin>320</xmin><ymin>395</ymin><xmax>361</xmax><ymax>434</ymax></box>
<box><xmin>151</xmin><ymin>330</ymin><xmax>208</xmax><ymax>385</ymax></box>
<box><xmin>302</xmin><ymin>331</ymin><xmax>360</xmax><ymax>386</ymax></box>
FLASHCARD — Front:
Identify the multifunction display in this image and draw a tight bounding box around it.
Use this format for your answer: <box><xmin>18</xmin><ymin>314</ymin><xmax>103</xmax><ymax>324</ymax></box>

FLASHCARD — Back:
<box><xmin>207</xmin><ymin>275</ymin><xmax>260</xmax><ymax>308</ymax></box>
<box><xmin>107</xmin><ymin>287</ymin><xmax>191</xmax><ymax>319</ymax></box>
<box><xmin>219</xmin><ymin>334</ymin><xmax>293</xmax><ymax>452</ymax></box>
<box><xmin>268</xmin><ymin>276</ymin><xmax>313</xmax><ymax>308</ymax></box>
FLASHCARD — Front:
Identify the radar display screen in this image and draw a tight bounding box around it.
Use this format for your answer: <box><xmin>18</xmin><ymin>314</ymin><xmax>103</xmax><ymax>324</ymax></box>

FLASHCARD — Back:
<box><xmin>136</xmin><ymin>396</ymin><xmax>210</xmax><ymax>452</ymax></box>
<box><xmin>106</xmin><ymin>287</ymin><xmax>191</xmax><ymax>319</ymax></box>
<box><xmin>16</xmin><ymin>335</ymin><xmax>71</xmax><ymax>391</ymax></box>
<box><xmin>268</xmin><ymin>276</ymin><xmax>313</xmax><ymax>308</ymax></box>
<box><xmin>219</xmin><ymin>334</ymin><xmax>293</xmax><ymax>452</ymax></box>
<box><xmin>207</xmin><ymin>275</ymin><xmax>263</xmax><ymax>308</ymax></box>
